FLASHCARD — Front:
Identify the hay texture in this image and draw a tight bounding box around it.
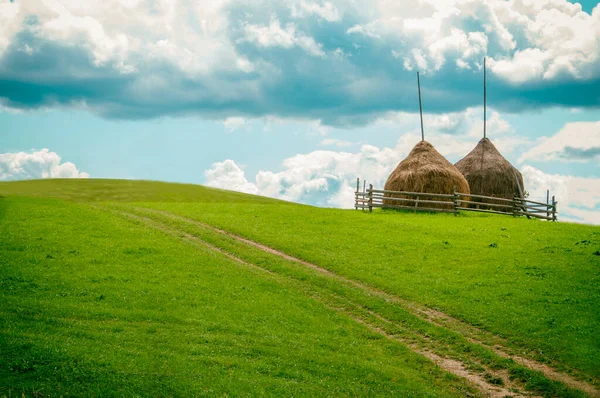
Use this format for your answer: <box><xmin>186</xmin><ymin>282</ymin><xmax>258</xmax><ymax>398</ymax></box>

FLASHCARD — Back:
<box><xmin>384</xmin><ymin>141</ymin><xmax>470</xmax><ymax>209</ymax></box>
<box><xmin>455</xmin><ymin>138</ymin><xmax>524</xmax><ymax>202</ymax></box>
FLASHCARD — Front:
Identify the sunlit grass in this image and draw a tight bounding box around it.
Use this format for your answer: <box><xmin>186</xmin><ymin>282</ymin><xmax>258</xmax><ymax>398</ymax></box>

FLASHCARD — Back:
<box><xmin>141</xmin><ymin>201</ymin><xmax>600</xmax><ymax>379</ymax></box>
<box><xmin>0</xmin><ymin>196</ymin><xmax>469</xmax><ymax>397</ymax></box>
<box><xmin>1</xmin><ymin>179</ymin><xmax>598</xmax><ymax>396</ymax></box>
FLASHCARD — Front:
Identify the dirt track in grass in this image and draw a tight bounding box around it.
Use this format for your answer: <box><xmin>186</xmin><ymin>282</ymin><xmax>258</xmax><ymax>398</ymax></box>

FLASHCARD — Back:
<box><xmin>106</xmin><ymin>205</ymin><xmax>599</xmax><ymax>398</ymax></box>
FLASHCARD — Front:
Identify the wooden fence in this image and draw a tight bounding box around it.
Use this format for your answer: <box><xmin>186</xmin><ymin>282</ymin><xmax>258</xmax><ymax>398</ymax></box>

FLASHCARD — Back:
<box><xmin>354</xmin><ymin>178</ymin><xmax>557</xmax><ymax>221</ymax></box>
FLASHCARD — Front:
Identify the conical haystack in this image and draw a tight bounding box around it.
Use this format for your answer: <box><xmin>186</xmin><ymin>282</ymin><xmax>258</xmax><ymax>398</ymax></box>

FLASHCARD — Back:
<box><xmin>455</xmin><ymin>138</ymin><xmax>524</xmax><ymax>202</ymax></box>
<box><xmin>384</xmin><ymin>141</ymin><xmax>470</xmax><ymax>209</ymax></box>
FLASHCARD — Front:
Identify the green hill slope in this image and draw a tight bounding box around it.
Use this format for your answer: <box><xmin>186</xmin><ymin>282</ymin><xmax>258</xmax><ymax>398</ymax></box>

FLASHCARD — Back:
<box><xmin>1</xmin><ymin>179</ymin><xmax>599</xmax><ymax>397</ymax></box>
<box><xmin>0</xmin><ymin>178</ymin><xmax>285</xmax><ymax>204</ymax></box>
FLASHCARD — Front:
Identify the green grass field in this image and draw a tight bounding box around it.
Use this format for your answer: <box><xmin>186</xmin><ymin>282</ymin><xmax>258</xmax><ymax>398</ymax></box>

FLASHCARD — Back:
<box><xmin>1</xmin><ymin>179</ymin><xmax>599</xmax><ymax>397</ymax></box>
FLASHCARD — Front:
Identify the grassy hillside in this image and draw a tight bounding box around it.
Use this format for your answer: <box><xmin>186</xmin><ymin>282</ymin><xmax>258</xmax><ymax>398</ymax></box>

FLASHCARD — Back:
<box><xmin>144</xmin><ymin>202</ymin><xmax>600</xmax><ymax>377</ymax></box>
<box><xmin>0</xmin><ymin>179</ymin><xmax>284</xmax><ymax>204</ymax></box>
<box><xmin>1</xmin><ymin>179</ymin><xmax>599</xmax><ymax>397</ymax></box>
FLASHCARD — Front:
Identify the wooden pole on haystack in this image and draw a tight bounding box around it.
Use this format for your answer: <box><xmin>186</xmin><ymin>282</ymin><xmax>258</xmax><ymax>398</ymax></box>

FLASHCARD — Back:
<box><xmin>484</xmin><ymin>57</ymin><xmax>487</xmax><ymax>139</ymax></box>
<box><xmin>417</xmin><ymin>72</ymin><xmax>425</xmax><ymax>142</ymax></box>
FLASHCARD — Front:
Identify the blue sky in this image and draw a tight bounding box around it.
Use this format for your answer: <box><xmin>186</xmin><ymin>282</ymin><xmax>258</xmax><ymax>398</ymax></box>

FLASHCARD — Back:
<box><xmin>1</xmin><ymin>106</ymin><xmax>599</xmax><ymax>180</ymax></box>
<box><xmin>570</xmin><ymin>0</ymin><xmax>598</xmax><ymax>12</ymax></box>
<box><xmin>1</xmin><ymin>0</ymin><xmax>599</xmax><ymax>223</ymax></box>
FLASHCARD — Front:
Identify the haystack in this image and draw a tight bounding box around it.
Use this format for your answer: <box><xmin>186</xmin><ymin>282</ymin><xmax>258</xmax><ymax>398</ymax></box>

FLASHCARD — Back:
<box><xmin>455</xmin><ymin>138</ymin><xmax>524</xmax><ymax>201</ymax></box>
<box><xmin>384</xmin><ymin>141</ymin><xmax>470</xmax><ymax>209</ymax></box>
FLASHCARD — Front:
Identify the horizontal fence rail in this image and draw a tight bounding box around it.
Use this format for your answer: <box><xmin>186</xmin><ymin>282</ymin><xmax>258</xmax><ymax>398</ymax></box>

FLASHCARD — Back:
<box><xmin>355</xmin><ymin>178</ymin><xmax>557</xmax><ymax>221</ymax></box>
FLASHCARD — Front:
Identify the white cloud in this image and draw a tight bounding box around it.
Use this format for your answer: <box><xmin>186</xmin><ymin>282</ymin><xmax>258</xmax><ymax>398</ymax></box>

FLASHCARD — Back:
<box><xmin>376</xmin><ymin>107</ymin><xmax>531</xmax><ymax>163</ymax></box>
<box><xmin>203</xmin><ymin>143</ymin><xmax>402</xmax><ymax>208</ymax></box>
<box><xmin>223</xmin><ymin>116</ymin><xmax>246</xmax><ymax>132</ymax></box>
<box><xmin>0</xmin><ymin>103</ymin><xmax>25</xmax><ymax>114</ymax></box>
<box><xmin>1</xmin><ymin>0</ymin><xmax>599</xmax><ymax>121</ymax></box>
<box><xmin>291</xmin><ymin>1</ymin><xmax>341</xmax><ymax>22</ymax></box>
<box><xmin>490</xmin><ymin>49</ymin><xmax>549</xmax><ymax>84</ymax></box>
<box><xmin>241</xmin><ymin>18</ymin><xmax>296</xmax><ymax>49</ymax></box>
<box><xmin>520</xmin><ymin>121</ymin><xmax>600</xmax><ymax>163</ymax></box>
<box><xmin>346</xmin><ymin>24</ymin><xmax>381</xmax><ymax>39</ymax></box>
<box><xmin>326</xmin><ymin>182</ymin><xmax>356</xmax><ymax>207</ymax></box>
<box><xmin>204</xmin><ymin>159</ymin><xmax>258</xmax><ymax>195</ymax></box>
<box><xmin>240</xmin><ymin>18</ymin><xmax>325</xmax><ymax>57</ymax></box>
<box><xmin>482</xmin><ymin>110</ymin><xmax>515</xmax><ymax>136</ymax></box>
<box><xmin>0</xmin><ymin>0</ymin><xmax>21</xmax><ymax>57</ymax></box>
<box><xmin>349</xmin><ymin>3</ymin><xmax>490</xmax><ymax>72</ymax></box>
<box><xmin>0</xmin><ymin>149</ymin><xmax>89</xmax><ymax>181</ymax></box>
<box><xmin>2</xmin><ymin>0</ymin><xmax>244</xmax><ymax>76</ymax></box>
<box><xmin>379</xmin><ymin>106</ymin><xmax>515</xmax><ymax>139</ymax></box>
<box><xmin>347</xmin><ymin>0</ymin><xmax>600</xmax><ymax>82</ymax></box>
<box><xmin>522</xmin><ymin>165</ymin><xmax>600</xmax><ymax>224</ymax></box>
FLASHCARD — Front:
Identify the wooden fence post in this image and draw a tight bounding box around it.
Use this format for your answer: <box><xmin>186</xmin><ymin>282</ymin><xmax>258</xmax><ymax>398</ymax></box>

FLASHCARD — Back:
<box><xmin>353</xmin><ymin>184</ymin><xmax>558</xmax><ymax>220</ymax></box>
<box><xmin>546</xmin><ymin>190</ymin><xmax>550</xmax><ymax>219</ymax></box>
<box><xmin>363</xmin><ymin>180</ymin><xmax>367</xmax><ymax>212</ymax></box>
<box><xmin>452</xmin><ymin>186</ymin><xmax>458</xmax><ymax>215</ymax></box>
<box><xmin>355</xmin><ymin>178</ymin><xmax>359</xmax><ymax>210</ymax></box>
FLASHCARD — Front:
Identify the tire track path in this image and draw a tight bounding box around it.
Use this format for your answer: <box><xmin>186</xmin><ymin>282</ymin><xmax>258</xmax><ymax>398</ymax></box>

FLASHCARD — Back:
<box><xmin>106</xmin><ymin>205</ymin><xmax>597</xmax><ymax>397</ymax></box>
<box><xmin>106</xmin><ymin>206</ymin><xmax>514</xmax><ymax>397</ymax></box>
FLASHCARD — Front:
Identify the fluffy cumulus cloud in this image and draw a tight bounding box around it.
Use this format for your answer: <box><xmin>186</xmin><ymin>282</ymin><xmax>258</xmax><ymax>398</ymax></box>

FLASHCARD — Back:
<box><xmin>204</xmin><ymin>145</ymin><xmax>399</xmax><ymax>208</ymax></box>
<box><xmin>351</xmin><ymin>0</ymin><xmax>600</xmax><ymax>83</ymax></box>
<box><xmin>0</xmin><ymin>149</ymin><xmax>89</xmax><ymax>180</ymax></box>
<box><xmin>522</xmin><ymin>165</ymin><xmax>600</xmax><ymax>224</ymax></box>
<box><xmin>0</xmin><ymin>0</ymin><xmax>599</xmax><ymax>124</ymax></box>
<box><xmin>204</xmin><ymin>159</ymin><xmax>258</xmax><ymax>195</ymax></box>
<box><xmin>520</xmin><ymin>121</ymin><xmax>600</xmax><ymax>162</ymax></box>
<box><xmin>240</xmin><ymin>17</ymin><xmax>325</xmax><ymax>56</ymax></box>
